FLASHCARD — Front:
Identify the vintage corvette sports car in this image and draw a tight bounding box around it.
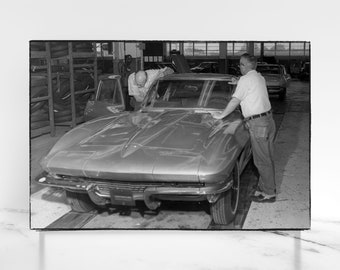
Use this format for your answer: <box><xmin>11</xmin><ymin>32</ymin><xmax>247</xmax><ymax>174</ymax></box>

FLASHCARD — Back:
<box><xmin>37</xmin><ymin>73</ymin><xmax>252</xmax><ymax>225</ymax></box>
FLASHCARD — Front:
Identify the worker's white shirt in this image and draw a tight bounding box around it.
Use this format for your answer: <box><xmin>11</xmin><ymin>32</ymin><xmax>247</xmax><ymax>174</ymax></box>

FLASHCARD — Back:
<box><xmin>232</xmin><ymin>70</ymin><xmax>271</xmax><ymax>118</ymax></box>
<box><xmin>128</xmin><ymin>67</ymin><xmax>174</xmax><ymax>102</ymax></box>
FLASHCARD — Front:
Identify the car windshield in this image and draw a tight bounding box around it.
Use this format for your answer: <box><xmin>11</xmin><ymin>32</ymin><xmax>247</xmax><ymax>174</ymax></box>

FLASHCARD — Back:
<box><xmin>257</xmin><ymin>65</ymin><xmax>281</xmax><ymax>75</ymax></box>
<box><xmin>143</xmin><ymin>79</ymin><xmax>234</xmax><ymax>110</ymax></box>
<box><xmin>97</xmin><ymin>79</ymin><xmax>122</xmax><ymax>105</ymax></box>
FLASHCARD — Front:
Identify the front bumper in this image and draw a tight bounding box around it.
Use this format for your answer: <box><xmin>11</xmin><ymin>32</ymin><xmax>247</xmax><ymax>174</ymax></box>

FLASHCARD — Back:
<box><xmin>267</xmin><ymin>86</ymin><xmax>285</xmax><ymax>94</ymax></box>
<box><xmin>37</xmin><ymin>173</ymin><xmax>232</xmax><ymax>210</ymax></box>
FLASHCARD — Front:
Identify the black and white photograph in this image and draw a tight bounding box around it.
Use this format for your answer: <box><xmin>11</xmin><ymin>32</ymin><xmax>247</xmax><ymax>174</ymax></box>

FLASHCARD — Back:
<box><xmin>30</xmin><ymin>40</ymin><xmax>311</xmax><ymax>230</ymax></box>
<box><xmin>2</xmin><ymin>0</ymin><xmax>340</xmax><ymax>269</ymax></box>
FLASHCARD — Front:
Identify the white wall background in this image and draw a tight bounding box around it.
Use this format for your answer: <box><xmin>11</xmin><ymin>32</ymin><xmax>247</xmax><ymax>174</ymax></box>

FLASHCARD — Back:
<box><xmin>0</xmin><ymin>0</ymin><xmax>339</xmax><ymax>269</ymax></box>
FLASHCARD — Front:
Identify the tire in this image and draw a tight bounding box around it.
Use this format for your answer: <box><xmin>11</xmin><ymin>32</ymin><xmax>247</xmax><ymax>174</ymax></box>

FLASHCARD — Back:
<box><xmin>210</xmin><ymin>162</ymin><xmax>240</xmax><ymax>225</ymax></box>
<box><xmin>65</xmin><ymin>190</ymin><xmax>96</xmax><ymax>213</ymax></box>
<box><xmin>278</xmin><ymin>88</ymin><xmax>286</xmax><ymax>101</ymax></box>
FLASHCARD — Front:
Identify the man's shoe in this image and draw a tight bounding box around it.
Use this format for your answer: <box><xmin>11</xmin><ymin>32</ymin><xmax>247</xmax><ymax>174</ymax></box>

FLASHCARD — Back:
<box><xmin>251</xmin><ymin>193</ymin><xmax>276</xmax><ymax>203</ymax></box>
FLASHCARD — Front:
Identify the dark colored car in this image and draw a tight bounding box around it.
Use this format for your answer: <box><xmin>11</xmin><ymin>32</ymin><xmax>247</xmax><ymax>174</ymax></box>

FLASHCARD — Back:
<box><xmin>228</xmin><ymin>66</ymin><xmax>241</xmax><ymax>76</ymax></box>
<box><xmin>257</xmin><ymin>64</ymin><xmax>291</xmax><ymax>100</ymax></box>
<box><xmin>299</xmin><ymin>62</ymin><xmax>310</xmax><ymax>81</ymax></box>
<box><xmin>191</xmin><ymin>62</ymin><xmax>219</xmax><ymax>73</ymax></box>
<box><xmin>37</xmin><ymin>73</ymin><xmax>252</xmax><ymax>225</ymax></box>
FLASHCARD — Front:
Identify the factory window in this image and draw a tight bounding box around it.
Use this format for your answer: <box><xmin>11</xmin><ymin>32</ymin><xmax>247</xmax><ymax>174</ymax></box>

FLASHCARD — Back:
<box><xmin>207</xmin><ymin>43</ymin><xmax>219</xmax><ymax>56</ymax></box>
<box><xmin>166</xmin><ymin>42</ymin><xmax>220</xmax><ymax>57</ymax></box>
<box><xmin>193</xmin><ymin>42</ymin><xmax>206</xmax><ymax>56</ymax></box>
<box><xmin>304</xmin><ymin>42</ymin><xmax>310</xmax><ymax>56</ymax></box>
<box><xmin>226</xmin><ymin>42</ymin><xmax>248</xmax><ymax>56</ymax></box>
<box><xmin>275</xmin><ymin>42</ymin><xmax>289</xmax><ymax>56</ymax></box>
<box><xmin>171</xmin><ymin>42</ymin><xmax>180</xmax><ymax>51</ymax></box>
<box><xmin>254</xmin><ymin>42</ymin><xmax>261</xmax><ymax>56</ymax></box>
<box><xmin>225</xmin><ymin>41</ymin><xmax>309</xmax><ymax>57</ymax></box>
<box><xmin>234</xmin><ymin>42</ymin><xmax>248</xmax><ymax>56</ymax></box>
<box><xmin>291</xmin><ymin>42</ymin><xmax>305</xmax><ymax>56</ymax></box>
<box><xmin>264</xmin><ymin>42</ymin><xmax>275</xmax><ymax>56</ymax></box>
<box><xmin>165</xmin><ymin>42</ymin><xmax>180</xmax><ymax>56</ymax></box>
<box><xmin>184</xmin><ymin>42</ymin><xmax>194</xmax><ymax>56</ymax></box>
<box><xmin>227</xmin><ymin>43</ymin><xmax>234</xmax><ymax>56</ymax></box>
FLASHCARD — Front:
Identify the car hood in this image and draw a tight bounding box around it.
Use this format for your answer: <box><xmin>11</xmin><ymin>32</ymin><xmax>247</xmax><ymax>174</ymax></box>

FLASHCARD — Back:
<box><xmin>42</xmin><ymin>110</ymin><xmax>244</xmax><ymax>182</ymax></box>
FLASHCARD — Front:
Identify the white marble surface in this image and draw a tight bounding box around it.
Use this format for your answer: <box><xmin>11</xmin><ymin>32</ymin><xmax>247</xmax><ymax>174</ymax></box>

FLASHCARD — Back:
<box><xmin>0</xmin><ymin>209</ymin><xmax>39</xmax><ymax>270</ymax></box>
<box><xmin>1</xmin><ymin>208</ymin><xmax>340</xmax><ymax>270</ymax></box>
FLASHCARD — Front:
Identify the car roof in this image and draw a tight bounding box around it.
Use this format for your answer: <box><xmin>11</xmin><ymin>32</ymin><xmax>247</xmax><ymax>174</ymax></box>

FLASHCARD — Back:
<box><xmin>161</xmin><ymin>73</ymin><xmax>234</xmax><ymax>81</ymax></box>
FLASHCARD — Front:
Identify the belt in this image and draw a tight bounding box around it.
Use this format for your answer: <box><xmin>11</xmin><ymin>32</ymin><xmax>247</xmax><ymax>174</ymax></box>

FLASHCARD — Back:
<box><xmin>244</xmin><ymin>110</ymin><xmax>272</xmax><ymax>121</ymax></box>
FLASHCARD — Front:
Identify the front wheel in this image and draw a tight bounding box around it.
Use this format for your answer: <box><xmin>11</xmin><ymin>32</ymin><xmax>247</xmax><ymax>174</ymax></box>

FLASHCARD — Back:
<box><xmin>65</xmin><ymin>190</ymin><xmax>96</xmax><ymax>213</ymax></box>
<box><xmin>210</xmin><ymin>162</ymin><xmax>240</xmax><ymax>225</ymax></box>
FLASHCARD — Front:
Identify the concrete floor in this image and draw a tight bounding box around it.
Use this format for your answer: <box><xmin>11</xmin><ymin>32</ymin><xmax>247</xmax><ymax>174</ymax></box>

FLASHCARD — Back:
<box><xmin>243</xmin><ymin>111</ymin><xmax>310</xmax><ymax>229</ymax></box>
<box><xmin>30</xmin><ymin>79</ymin><xmax>310</xmax><ymax>229</ymax></box>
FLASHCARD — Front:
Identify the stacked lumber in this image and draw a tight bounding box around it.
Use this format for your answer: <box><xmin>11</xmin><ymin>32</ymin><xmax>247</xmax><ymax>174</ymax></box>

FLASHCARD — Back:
<box><xmin>30</xmin><ymin>41</ymin><xmax>97</xmax><ymax>137</ymax></box>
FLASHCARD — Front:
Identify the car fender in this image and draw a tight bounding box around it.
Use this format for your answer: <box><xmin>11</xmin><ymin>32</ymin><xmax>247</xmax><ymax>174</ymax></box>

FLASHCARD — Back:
<box><xmin>198</xmin><ymin>118</ymin><xmax>249</xmax><ymax>183</ymax></box>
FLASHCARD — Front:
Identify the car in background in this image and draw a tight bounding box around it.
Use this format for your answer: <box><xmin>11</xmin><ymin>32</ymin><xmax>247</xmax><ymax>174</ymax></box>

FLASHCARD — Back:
<box><xmin>299</xmin><ymin>62</ymin><xmax>310</xmax><ymax>81</ymax></box>
<box><xmin>256</xmin><ymin>64</ymin><xmax>291</xmax><ymax>100</ymax></box>
<box><xmin>191</xmin><ymin>62</ymin><xmax>219</xmax><ymax>73</ymax></box>
<box><xmin>228</xmin><ymin>66</ymin><xmax>241</xmax><ymax>76</ymax></box>
<box><xmin>37</xmin><ymin>73</ymin><xmax>252</xmax><ymax>225</ymax></box>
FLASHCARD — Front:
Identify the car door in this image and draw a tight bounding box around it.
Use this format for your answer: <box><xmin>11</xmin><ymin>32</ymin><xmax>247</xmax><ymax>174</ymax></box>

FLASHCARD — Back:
<box><xmin>84</xmin><ymin>76</ymin><xmax>126</xmax><ymax>121</ymax></box>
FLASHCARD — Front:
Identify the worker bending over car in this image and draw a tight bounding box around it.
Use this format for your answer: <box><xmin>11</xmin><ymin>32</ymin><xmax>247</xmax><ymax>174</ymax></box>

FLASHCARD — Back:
<box><xmin>128</xmin><ymin>67</ymin><xmax>174</xmax><ymax>110</ymax></box>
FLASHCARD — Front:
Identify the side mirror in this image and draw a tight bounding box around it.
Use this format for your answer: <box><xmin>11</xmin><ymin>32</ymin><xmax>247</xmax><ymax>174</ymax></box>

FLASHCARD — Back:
<box><xmin>89</xmin><ymin>93</ymin><xmax>95</xmax><ymax>101</ymax></box>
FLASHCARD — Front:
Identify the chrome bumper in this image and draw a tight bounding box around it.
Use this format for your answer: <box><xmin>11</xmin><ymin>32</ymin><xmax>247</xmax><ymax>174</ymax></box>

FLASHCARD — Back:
<box><xmin>37</xmin><ymin>173</ymin><xmax>233</xmax><ymax>210</ymax></box>
<box><xmin>267</xmin><ymin>87</ymin><xmax>284</xmax><ymax>94</ymax></box>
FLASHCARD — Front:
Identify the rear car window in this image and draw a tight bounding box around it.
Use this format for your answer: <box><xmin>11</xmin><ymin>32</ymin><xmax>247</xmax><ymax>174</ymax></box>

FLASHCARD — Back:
<box><xmin>143</xmin><ymin>79</ymin><xmax>234</xmax><ymax>110</ymax></box>
<box><xmin>144</xmin><ymin>80</ymin><xmax>205</xmax><ymax>108</ymax></box>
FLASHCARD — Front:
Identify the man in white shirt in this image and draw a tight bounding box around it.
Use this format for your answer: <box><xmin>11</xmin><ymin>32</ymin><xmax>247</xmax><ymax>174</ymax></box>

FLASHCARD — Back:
<box><xmin>211</xmin><ymin>53</ymin><xmax>276</xmax><ymax>203</ymax></box>
<box><xmin>128</xmin><ymin>67</ymin><xmax>174</xmax><ymax>110</ymax></box>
